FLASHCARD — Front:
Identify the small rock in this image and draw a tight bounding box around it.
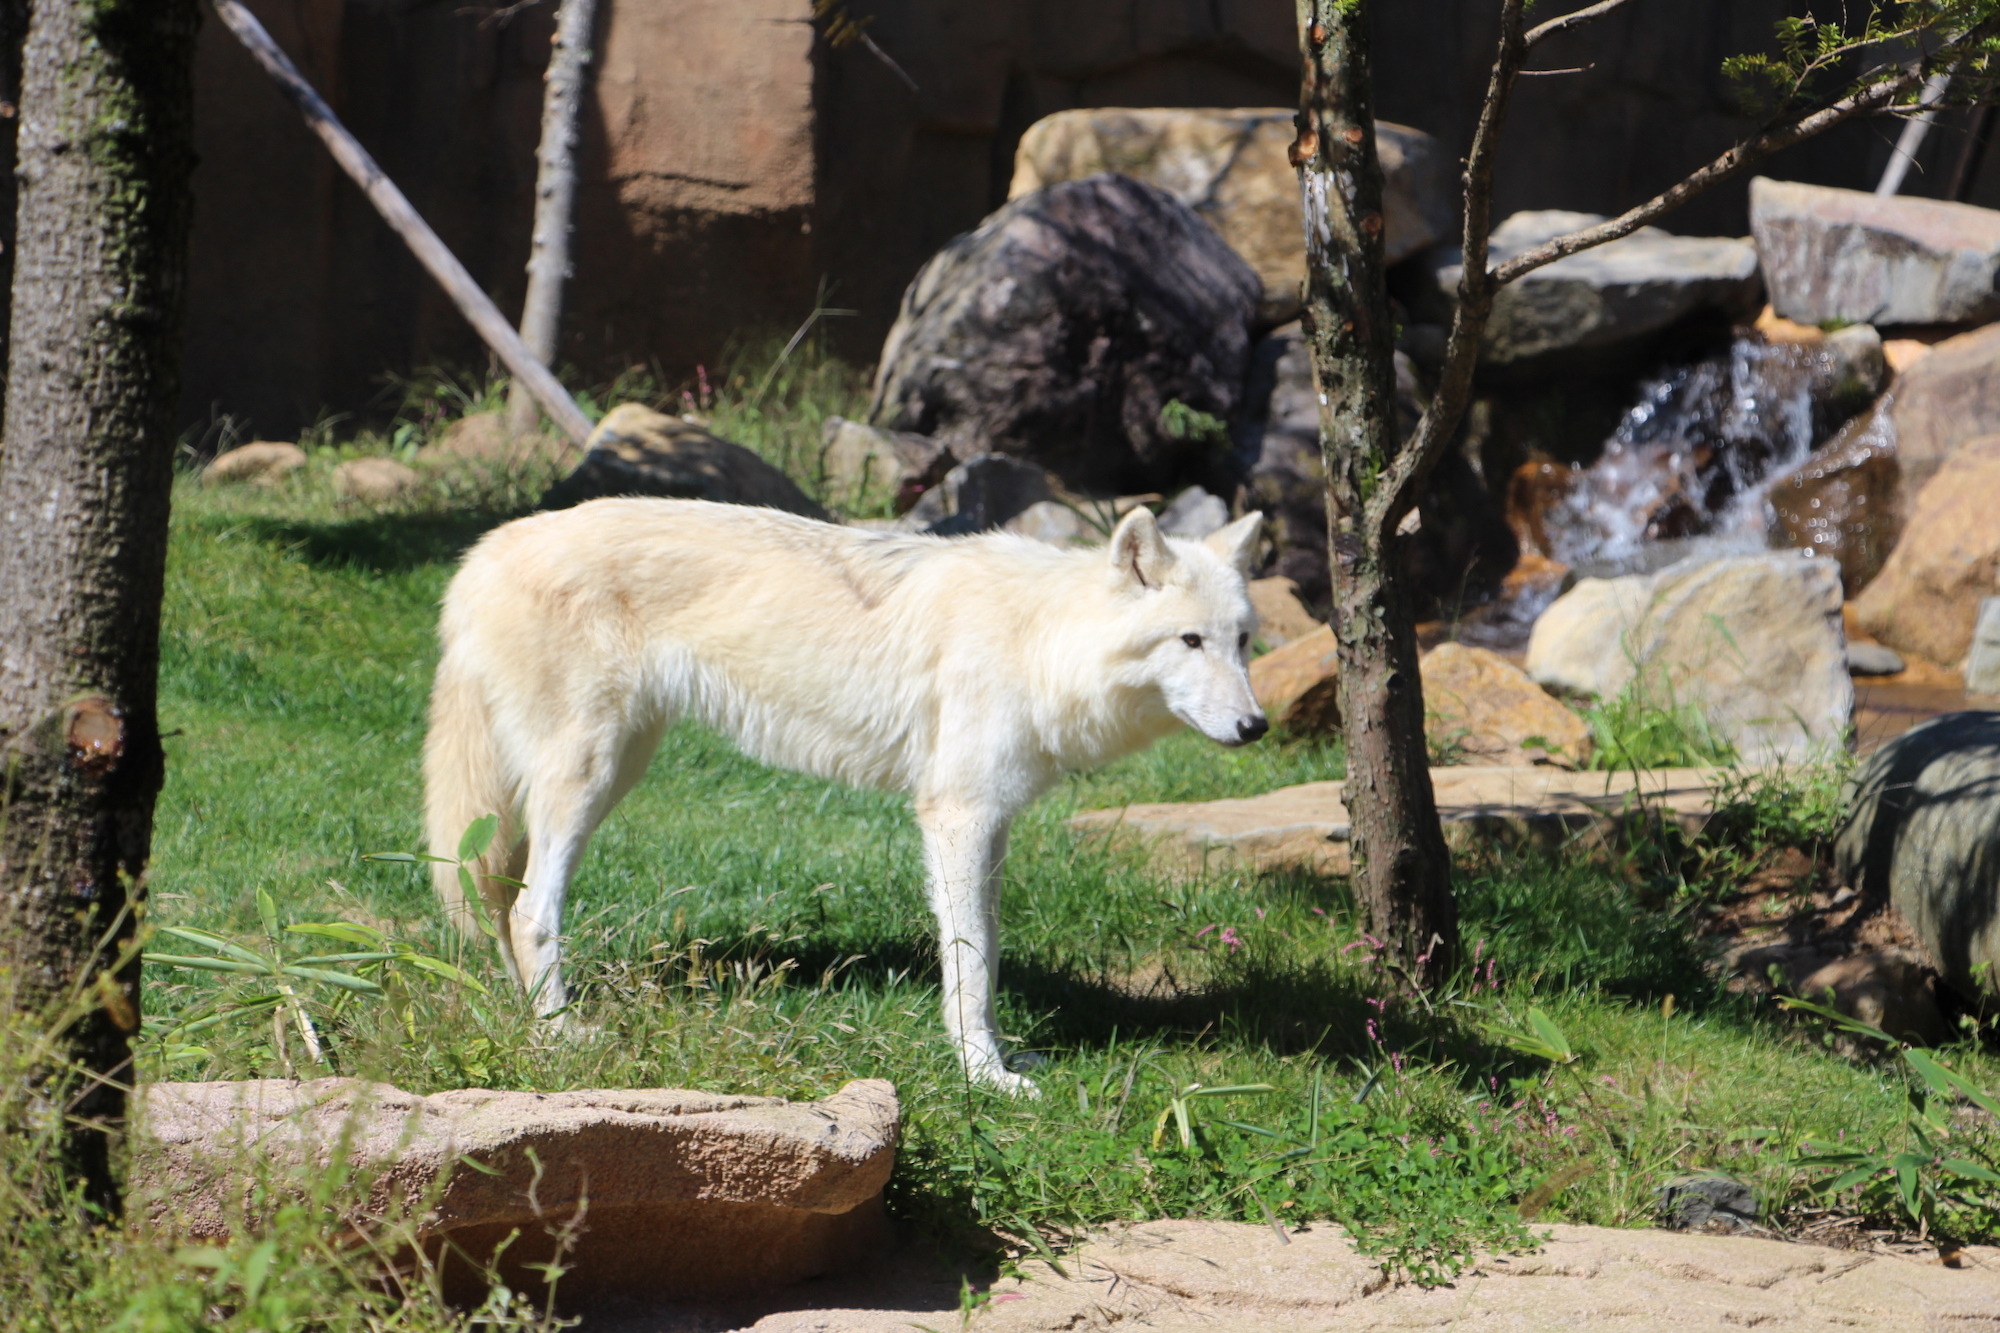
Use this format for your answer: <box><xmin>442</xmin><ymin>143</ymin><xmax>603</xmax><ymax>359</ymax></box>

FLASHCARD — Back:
<box><xmin>870</xmin><ymin>174</ymin><xmax>1260</xmax><ymax>496</ymax></box>
<box><xmin>818</xmin><ymin>416</ymin><xmax>954</xmax><ymax>513</ymax></box>
<box><xmin>1767</xmin><ymin>402</ymin><xmax>1902</xmax><ymax>596</ymax></box>
<box><xmin>541</xmin><ymin>403</ymin><xmax>826</xmax><ymax>518</ymax></box>
<box><xmin>135</xmin><ymin>1077</ymin><xmax>898</xmax><ymax>1307</ymax></box>
<box><xmin>1008</xmin><ymin>108</ymin><xmax>1451</xmax><ymax>324</ymax></box>
<box><xmin>1524</xmin><ymin>552</ymin><xmax>1852</xmax><ymax>764</ymax></box>
<box><xmin>333</xmin><ymin>456</ymin><xmax>421</xmax><ymax>504</ymax></box>
<box><xmin>1157</xmin><ymin>485</ymin><xmax>1230</xmax><ymax>539</ymax></box>
<box><xmin>1852</xmin><ymin>436</ymin><xmax>2000</xmax><ymax>667</ymax></box>
<box><xmin>1798</xmin><ymin>950</ymin><xmax>1949</xmax><ymax>1046</ymax></box>
<box><xmin>1421</xmin><ymin>642</ymin><xmax>1592</xmax><ymax>767</ymax></box>
<box><xmin>1430</xmin><ymin>210</ymin><xmax>1761</xmax><ymax>373</ymax></box>
<box><xmin>1969</xmin><ymin>598</ymin><xmax>2000</xmax><ymax>695</ymax></box>
<box><xmin>1837</xmin><ymin>710</ymin><xmax>2000</xmax><ymax>1001</ymax></box>
<box><xmin>1888</xmin><ymin>320</ymin><xmax>2000</xmax><ymax>498</ymax></box>
<box><xmin>1656</xmin><ymin>1174</ymin><xmax>1758</xmax><ymax>1232</ymax></box>
<box><xmin>202</xmin><ymin>441</ymin><xmax>306</xmax><ymax>485</ymax></box>
<box><xmin>903</xmin><ymin>453</ymin><xmax>1056</xmax><ymax>534</ymax></box>
<box><xmin>1247</xmin><ymin>576</ymin><xmax>1321</xmax><ymax>649</ymax></box>
<box><xmin>1006</xmin><ymin>499</ymin><xmax>1094</xmax><ymax>544</ymax></box>
<box><xmin>418</xmin><ymin>409</ymin><xmax>568</xmax><ymax>469</ymax></box>
<box><xmin>1750</xmin><ymin>176</ymin><xmax>2000</xmax><ymax>327</ymax></box>
<box><xmin>1823</xmin><ymin>323</ymin><xmax>1887</xmax><ymax>403</ymax></box>
<box><xmin>1845</xmin><ymin>641</ymin><xmax>1906</xmax><ymax>676</ymax></box>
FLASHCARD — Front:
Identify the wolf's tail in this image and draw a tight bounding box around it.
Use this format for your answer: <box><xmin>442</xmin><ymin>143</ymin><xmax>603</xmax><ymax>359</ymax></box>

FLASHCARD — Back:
<box><xmin>423</xmin><ymin>647</ymin><xmax>520</xmax><ymax>937</ymax></box>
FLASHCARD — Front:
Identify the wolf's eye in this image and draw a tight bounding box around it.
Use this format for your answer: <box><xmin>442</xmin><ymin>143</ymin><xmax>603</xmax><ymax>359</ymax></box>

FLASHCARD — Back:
<box><xmin>1181</xmin><ymin>633</ymin><xmax>1204</xmax><ymax>649</ymax></box>
<box><xmin>1238</xmin><ymin>632</ymin><xmax>1249</xmax><ymax>651</ymax></box>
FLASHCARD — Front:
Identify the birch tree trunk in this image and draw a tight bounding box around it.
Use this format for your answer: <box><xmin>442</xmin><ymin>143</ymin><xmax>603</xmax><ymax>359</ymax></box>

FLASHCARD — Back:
<box><xmin>1292</xmin><ymin>0</ymin><xmax>1458</xmax><ymax>983</ymax></box>
<box><xmin>0</xmin><ymin>0</ymin><xmax>199</xmax><ymax>1212</ymax></box>
<box><xmin>506</xmin><ymin>0</ymin><xmax>599</xmax><ymax>441</ymax></box>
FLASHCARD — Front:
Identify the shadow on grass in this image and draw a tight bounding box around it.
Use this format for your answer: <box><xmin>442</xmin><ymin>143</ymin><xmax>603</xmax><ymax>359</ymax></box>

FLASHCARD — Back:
<box><xmin>241</xmin><ymin>509</ymin><xmax>528</xmax><ymax>574</ymax></box>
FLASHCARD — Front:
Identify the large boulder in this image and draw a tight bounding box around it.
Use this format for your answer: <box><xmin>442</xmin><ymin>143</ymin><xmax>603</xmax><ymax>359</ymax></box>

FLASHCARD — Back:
<box><xmin>1852</xmin><ymin>435</ymin><xmax>2000</xmax><ymax>666</ymax></box>
<box><xmin>1524</xmin><ymin>552</ymin><xmax>1852</xmax><ymax>763</ymax></box>
<box><xmin>1750</xmin><ymin>176</ymin><xmax>2000</xmax><ymax>328</ymax></box>
<box><xmin>1430</xmin><ymin>210</ymin><xmax>1761</xmax><ymax>374</ymax></box>
<box><xmin>1887</xmin><ymin>321</ymin><xmax>2000</xmax><ymax>498</ymax></box>
<box><xmin>136</xmin><ymin>1077</ymin><xmax>898</xmax><ymax>1308</ymax></box>
<box><xmin>1836</xmin><ymin>711</ymin><xmax>2000</xmax><ymax>1001</ymax></box>
<box><xmin>542</xmin><ymin>403</ymin><xmax>827</xmax><ymax>518</ymax></box>
<box><xmin>1767</xmin><ymin>400</ymin><xmax>1902</xmax><ymax>595</ymax></box>
<box><xmin>1008</xmin><ymin>108</ymin><xmax>1451</xmax><ymax>324</ymax></box>
<box><xmin>868</xmin><ymin>174</ymin><xmax>1261</xmax><ymax>497</ymax></box>
<box><xmin>900</xmin><ymin>453</ymin><xmax>1057</xmax><ymax>535</ymax></box>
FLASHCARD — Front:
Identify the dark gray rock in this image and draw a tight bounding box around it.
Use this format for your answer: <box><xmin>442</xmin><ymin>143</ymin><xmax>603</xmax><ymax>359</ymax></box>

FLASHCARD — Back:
<box><xmin>542</xmin><ymin>405</ymin><xmax>827</xmax><ymax>519</ymax></box>
<box><xmin>869</xmin><ymin>174</ymin><xmax>1261</xmax><ymax>498</ymax></box>
<box><xmin>903</xmin><ymin>453</ymin><xmax>1056</xmax><ymax>536</ymax></box>
<box><xmin>1656</xmin><ymin>1174</ymin><xmax>1758</xmax><ymax>1232</ymax></box>
<box><xmin>1751</xmin><ymin>177</ymin><xmax>2000</xmax><ymax>328</ymax></box>
<box><xmin>1430</xmin><ymin>211</ymin><xmax>1761</xmax><ymax>374</ymax></box>
<box><xmin>1836</xmin><ymin>711</ymin><xmax>2000</xmax><ymax>1001</ymax></box>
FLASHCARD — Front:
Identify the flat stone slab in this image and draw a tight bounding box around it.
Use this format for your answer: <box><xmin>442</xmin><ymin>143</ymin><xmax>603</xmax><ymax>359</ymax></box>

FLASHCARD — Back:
<box><xmin>620</xmin><ymin>1219</ymin><xmax>2000</xmax><ymax>1332</ymax></box>
<box><xmin>136</xmin><ymin>1076</ymin><xmax>898</xmax><ymax>1306</ymax></box>
<box><xmin>1069</xmin><ymin>766</ymin><xmax>1739</xmax><ymax>878</ymax></box>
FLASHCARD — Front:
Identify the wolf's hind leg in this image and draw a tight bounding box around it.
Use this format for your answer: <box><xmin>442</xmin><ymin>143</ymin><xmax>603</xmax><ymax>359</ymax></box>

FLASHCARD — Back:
<box><xmin>513</xmin><ymin>721</ymin><xmax>659</xmax><ymax>1019</ymax></box>
<box><xmin>918</xmin><ymin>802</ymin><xmax>1034</xmax><ymax>1097</ymax></box>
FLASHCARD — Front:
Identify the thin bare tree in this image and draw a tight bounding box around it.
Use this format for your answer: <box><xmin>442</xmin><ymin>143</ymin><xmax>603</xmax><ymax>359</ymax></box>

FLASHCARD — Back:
<box><xmin>507</xmin><ymin>0</ymin><xmax>600</xmax><ymax>443</ymax></box>
<box><xmin>0</xmin><ymin>0</ymin><xmax>200</xmax><ymax>1212</ymax></box>
<box><xmin>1292</xmin><ymin>0</ymin><xmax>2000</xmax><ymax>983</ymax></box>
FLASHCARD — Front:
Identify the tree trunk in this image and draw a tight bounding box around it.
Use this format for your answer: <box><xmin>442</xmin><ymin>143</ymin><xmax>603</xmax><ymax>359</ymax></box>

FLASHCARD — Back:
<box><xmin>1293</xmin><ymin>0</ymin><xmax>1457</xmax><ymax>982</ymax></box>
<box><xmin>506</xmin><ymin>0</ymin><xmax>599</xmax><ymax>441</ymax></box>
<box><xmin>0</xmin><ymin>0</ymin><xmax>199</xmax><ymax>1213</ymax></box>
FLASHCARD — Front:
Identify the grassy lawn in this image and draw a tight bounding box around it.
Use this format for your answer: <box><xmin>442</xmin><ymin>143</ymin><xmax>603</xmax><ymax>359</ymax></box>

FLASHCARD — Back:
<box><xmin>13</xmin><ymin>373</ymin><xmax>1980</xmax><ymax>1328</ymax></box>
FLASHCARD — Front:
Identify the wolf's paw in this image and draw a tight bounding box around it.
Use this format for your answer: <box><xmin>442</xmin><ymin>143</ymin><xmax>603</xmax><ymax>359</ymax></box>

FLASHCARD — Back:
<box><xmin>975</xmin><ymin>1066</ymin><xmax>1042</xmax><ymax>1099</ymax></box>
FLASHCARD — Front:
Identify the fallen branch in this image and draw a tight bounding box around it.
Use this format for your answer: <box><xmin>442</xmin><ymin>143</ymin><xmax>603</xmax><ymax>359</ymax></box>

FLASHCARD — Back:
<box><xmin>211</xmin><ymin>0</ymin><xmax>594</xmax><ymax>448</ymax></box>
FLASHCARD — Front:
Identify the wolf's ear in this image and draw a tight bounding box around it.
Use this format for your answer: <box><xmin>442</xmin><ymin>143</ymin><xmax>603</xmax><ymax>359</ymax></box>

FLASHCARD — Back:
<box><xmin>1109</xmin><ymin>507</ymin><xmax>1176</xmax><ymax>589</ymax></box>
<box><xmin>1203</xmin><ymin>511</ymin><xmax>1263</xmax><ymax>577</ymax></box>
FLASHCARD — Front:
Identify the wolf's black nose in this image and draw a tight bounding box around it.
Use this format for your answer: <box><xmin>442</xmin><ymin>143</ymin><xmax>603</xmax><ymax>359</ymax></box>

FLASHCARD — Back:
<box><xmin>1237</xmin><ymin>714</ymin><xmax>1269</xmax><ymax>743</ymax></box>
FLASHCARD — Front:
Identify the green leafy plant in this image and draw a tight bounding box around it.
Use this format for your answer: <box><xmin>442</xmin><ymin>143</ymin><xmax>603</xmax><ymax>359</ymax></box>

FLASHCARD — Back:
<box><xmin>1158</xmin><ymin>399</ymin><xmax>1229</xmax><ymax>448</ymax></box>
<box><xmin>1582</xmin><ymin>679</ymin><xmax>1736</xmax><ymax>771</ymax></box>
<box><xmin>1781</xmin><ymin>996</ymin><xmax>2000</xmax><ymax>1242</ymax></box>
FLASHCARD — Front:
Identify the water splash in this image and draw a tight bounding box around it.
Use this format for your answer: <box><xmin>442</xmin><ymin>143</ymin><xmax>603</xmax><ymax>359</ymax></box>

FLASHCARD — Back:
<box><xmin>1522</xmin><ymin>336</ymin><xmax>1850</xmax><ymax>576</ymax></box>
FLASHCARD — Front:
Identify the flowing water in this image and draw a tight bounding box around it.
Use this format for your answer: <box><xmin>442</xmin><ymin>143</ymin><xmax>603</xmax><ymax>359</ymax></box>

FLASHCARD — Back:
<box><xmin>1526</xmin><ymin>335</ymin><xmax>1845</xmax><ymax>576</ymax></box>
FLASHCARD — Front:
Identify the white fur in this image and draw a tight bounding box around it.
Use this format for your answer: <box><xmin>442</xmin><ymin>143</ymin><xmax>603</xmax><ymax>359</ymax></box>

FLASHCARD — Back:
<box><xmin>423</xmin><ymin>498</ymin><xmax>1265</xmax><ymax>1093</ymax></box>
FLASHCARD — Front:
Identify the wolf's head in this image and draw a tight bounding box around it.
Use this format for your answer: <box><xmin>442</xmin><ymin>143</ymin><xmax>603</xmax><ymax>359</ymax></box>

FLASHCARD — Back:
<box><xmin>1105</xmin><ymin>507</ymin><xmax>1269</xmax><ymax>747</ymax></box>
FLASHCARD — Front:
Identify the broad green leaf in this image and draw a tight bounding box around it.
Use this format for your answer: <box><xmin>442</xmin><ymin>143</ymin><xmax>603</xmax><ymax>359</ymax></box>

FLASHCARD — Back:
<box><xmin>1940</xmin><ymin>1158</ymin><xmax>2000</xmax><ymax>1184</ymax></box>
<box><xmin>292</xmin><ymin>951</ymin><xmax>398</xmax><ymax>966</ymax></box>
<box><xmin>279</xmin><ymin>965</ymin><xmax>385</xmax><ymax>995</ymax></box>
<box><xmin>144</xmin><ymin>954</ymin><xmax>269</xmax><ymax>976</ymax></box>
<box><xmin>287</xmin><ymin>922</ymin><xmax>386</xmax><ymax>946</ymax></box>
<box><xmin>1528</xmin><ymin>1009</ymin><xmax>1576</xmax><ymax>1063</ymax></box>
<box><xmin>458</xmin><ymin>814</ymin><xmax>499</xmax><ymax>863</ymax></box>
<box><xmin>156</xmin><ymin>926</ymin><xmax>272</xmax><ymax>969</ymax></box>
<box><xmin>363</xmin><ymin>851</ymin><xmax>456</xmax><ymax>865</ymax></box>
<box><xmin>395</xmin><ymin>952</ymin><xmax>490</xmax><ymax>994</ymax></box>
<box><xmin>256</xmin><ymin>887</ymin><xmax>280</xmax><ymax>940</ymax></box>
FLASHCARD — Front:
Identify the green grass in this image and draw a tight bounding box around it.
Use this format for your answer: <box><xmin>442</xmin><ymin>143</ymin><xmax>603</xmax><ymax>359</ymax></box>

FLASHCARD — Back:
<box><xmin>9</xmin><ymin>371</ymin><xmax>1995</xmax><ymax>1328</ymax></box>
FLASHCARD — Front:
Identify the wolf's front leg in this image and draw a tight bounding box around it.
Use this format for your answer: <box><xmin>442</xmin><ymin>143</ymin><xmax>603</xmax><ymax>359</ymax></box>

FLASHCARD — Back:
<box><xmin>917</xmin><ymin>802</ymin><xmax>1035</xmax><ymax>1096</ymax></box>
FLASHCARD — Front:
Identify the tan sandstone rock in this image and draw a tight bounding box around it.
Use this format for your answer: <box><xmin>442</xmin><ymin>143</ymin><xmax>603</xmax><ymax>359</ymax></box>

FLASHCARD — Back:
<box><xmin>1853</xmin><ymin>435</ymin><xmax>2000</xmax><ymax>667</ymax></box>
<box><xmin>1888</xmin><ymin>320</ymin><xmax>2000</xmax><ymax>498</ymax></box>
<box><xmin>136</xmin><ymin>1076</ymin><xmax>898</xmax><ymax>1308</ymax></box>
<box><xmin>1009</xmin><ymin>108</ymin><xmax>1449</xmax><ymax>324</ymax></box>
<box><xmin>203</xmin><ymin>441</ymin><xmax>307</xmax><ymax>485</ymax></box>
<box><xmin>1797</xmin><ymin>950</ymin><xmax>1950</xmax><ymax>1047</ymax></box>
<box><xmin>818</xmin><ymin>416</ymin><xmax>953</xmax><ymax>513</ymax></box>
<box><xmin>333</xmin><ymin>456</ymin><xmax>421</xmax><ymax>504</ymax></box>
<box><xmin>1246</xmin><ymin>576</ymin><xmax>1320</xmax><ymax>649</ymax></box>
<box><xmin>1526</xmin><ymin>553</ymin><xmax>1852</xmax><ymax>764</ymax></box>
<box><xmin>1421</xmin><ymin>642</ymin><xmax>1591</xmax><ymax>767</ymax></box>
<box><xmin>1070</xmin><ymin>766</ymin><xmax>1733</xmax><ymax>883</ymax></box>
<box><xmin>417</xmin><ymin>408</ymin><xmax>569</xmax><ymax>470</ymax></box>
<box><xmin>1248</xmin><ymin>622</ymin><xmax>1341</xmax><ymax>733</ymax></box>
<box><xmin>697</xmin><ymin>1217</ymin><xmax>2000</xmax><ymax>1333</ymax></box>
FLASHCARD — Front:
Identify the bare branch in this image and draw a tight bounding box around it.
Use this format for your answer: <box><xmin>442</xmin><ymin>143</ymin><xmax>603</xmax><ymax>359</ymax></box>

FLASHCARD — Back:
<box><xmin>1524</xmin><ymin>0</ymin><xmax>1640</xmax><ymax>51</ymax></box>
<box><xmin>1371</xmin><ymin>0</ymin><xmax>1527</xmax><ymax>537</ymax></box>
<box><xmin>1490</xmin><ymin>15</ymin><xmax>2000</xmax><ymax>286</ymax></box>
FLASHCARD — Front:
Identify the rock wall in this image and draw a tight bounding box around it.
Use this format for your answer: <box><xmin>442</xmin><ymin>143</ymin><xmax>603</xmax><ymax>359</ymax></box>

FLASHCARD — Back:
<box><xmin>183</xmin><ymin>0</ymin><xmax>1985</xmax><ymax>439</ymax></box>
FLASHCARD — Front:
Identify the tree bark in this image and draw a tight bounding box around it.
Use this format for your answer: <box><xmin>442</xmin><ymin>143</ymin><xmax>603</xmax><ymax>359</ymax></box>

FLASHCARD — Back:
<box><xmin>1292</xmin><ymin>0</ymin><xmax>1457</xmax><ymax>982</ymax></box>
<box><xmin>506</xmin><ymin>0</ymin><xmax>599</xmax><ymax>441</ymax></box>
<box><xmin>0</xmin><ymin>0</ymin><xmax>199</xmax><ymax>1213</ymax></box>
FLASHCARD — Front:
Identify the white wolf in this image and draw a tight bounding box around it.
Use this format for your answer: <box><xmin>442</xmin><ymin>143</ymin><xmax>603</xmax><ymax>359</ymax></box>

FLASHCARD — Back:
<box><xmin>424</xmin><ymin>498</ymin><xmax>1267</xmax><ymax>1093</ymax></box>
